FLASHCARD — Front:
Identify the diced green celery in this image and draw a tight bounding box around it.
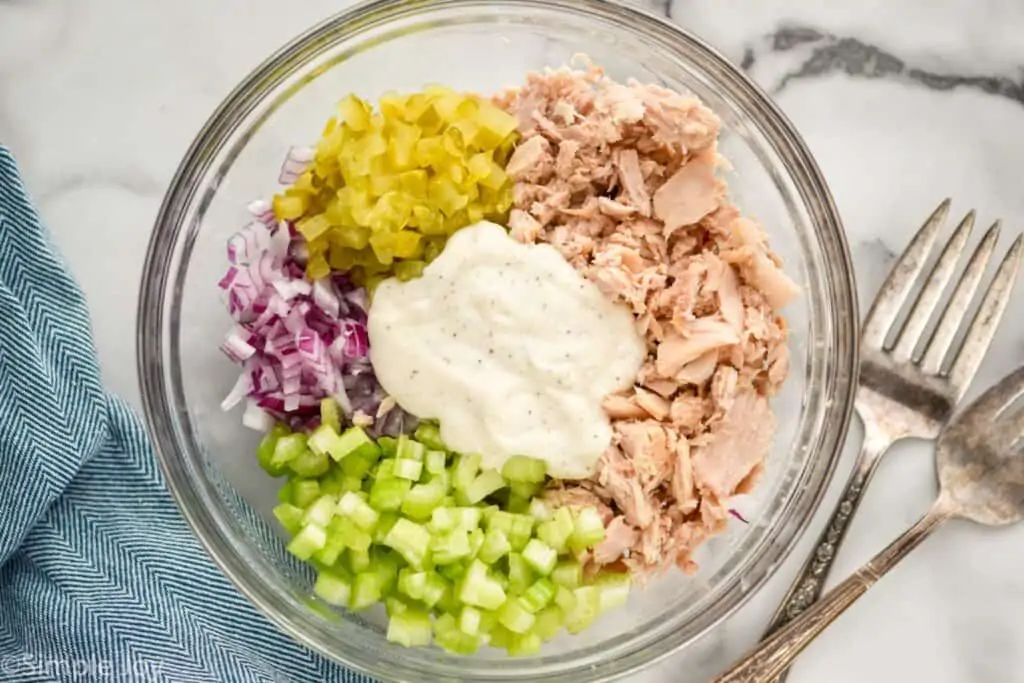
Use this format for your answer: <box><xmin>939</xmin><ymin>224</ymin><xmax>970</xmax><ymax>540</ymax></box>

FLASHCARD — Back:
<box><xmin>350</xmin><ymin>572</ymin><xmax>385</xmax><ymax>611</ymax></box>
<box><xmin>341</xmin><ymin>475</ymin><xmax>364</xmax><ymax>493</ymax></box>
<box><xmin>314</xmin><ymin>533</ymin><xmax>346</xmax><ymax>567</ymax></box>
<box><xmin>596</xmin><ymin>572</ymin><xmax>632</xmax><ymax>612</ymax></box>
<box><xmin>393</xmin><ymin>458</ymin><xmax>423</xmax><ymax>481</ymax></box>
<box><xmin>347</xmin><ymin>547</ymin><xmax>371</xmax><ymax>573</ymax></box>
<box><xmin>458</xmin><ymin>560</ymin><xmax>506</xmax><ymax>610</ymax></box>
<box><xmin>551</xmin><ymin>560</ymin><xmax>582</xmax><ymax>588</ymax></box>
<box><xmin>428</xmin><ymin>507</ymin><xmax>457</xmax><ymax>534</ymax></box>
<box><xmin>528</xmin><ymin>499</ymin><xmax>551</xmax><ymax>521</ymax></box>
<box><xmin>303</xmin><ymin>494</ymin><xmax>338</xmax><ymax>528</ymax></box>
<box><xmin>520</xmin><ymin>577</ymin><xmax>556</xmax><ymax>613</ymax></box>
<box><xmin>425</xmin><ymin>449</ymin><xmax>447</xmax><ymax>474</ymax></box>
<box><xmin>533</xmin><ymin>606</ymin><xmax>564</xmax><ymax>640</ymax></box>
<box><xmin>398</xmin><ymin>569</ymin><xmax>428</xmax><ymax>600</ymax></box>
<box><xmin>276</xmin><ymin>480</ymin><xmax>294</xmax><ymax>504</ymax></box>
<box><xmin>387</xmin><ymin>609</ymin><xmax>433</xmax><ymax>647</ymax></box>
<box><xmin>459</xmin><ymin>606</ymin><xmax>482</xmax><ymax>636</ymax></box>
<box><xmin>537</xmin><ymin>508</ymin><xmax>573</xmax><ymax>552</ymax></box>
<box><xmin>453</xmin><ymin>453</ymin><xmax>482</xmax><ymax>492</ymax></box>
<box><xmin>401</xmin><ymin>479</ymin><xmax>445</xmax><ymax>520</ymax></box>
<box><xmin>328</xmin><ymin>426</ymin><xmax>380</xmax><ymax>463</ymax></box>
<box><xmin>271</xmin><ymin>433</ymin><xmax>308</xmax><ymax>468</ymax></box>
<box><xmin>431</xmin><ymin>529</ymin><xmax>472</xmax><ymax>565</ymax></box>
<box><xmin>385</xmin><ymin>595</ymin><xmax>411</xmax><ymax>617</ymax></box>
<box><xmin>396</xmin><ymin>434</ymin><xmax>426</xmax><ymax>461</ymax></box>
<box><xmin>413</xmin><ymin>422</ymin><xmax>447</xmax><ymax>450</ymax></box>
<box><xmin>341</xmin><ymin>449</ymin><xmax>380</xmax><ymax>479</ymax></box>
<box><xmin>509</xmin><ymin>480</ymin><xmax>541</xmax><ymax>499</ymax></box>
<box><xmin>478</xmin><ymin>528</ymin><xmax>511</xmax><ymax>564</ymax></box>
<box><xmin>421</xmin><ymin>572</ymin><xmax>449</xmax><ymax>609</ymax></box>
<box><xmin>478</xmin><ymin>609</ymin><xmax>498</xmax><ymax>635</ymax></box>
<box><xmin>465</xmin><ymin>469</ymin><xmax>506</xmax><ymax>504</ymax></box>
<box><xmin>509</xmin><ymin>515</ymin><xmax>535</xmax><ymax>552</ymax></box>
<box><xmin>369</xmin><ymin>477</ymin><xmax>411</xmax><ymax>511</ymax></box>
<box><xmin>569</xmin><ymin>507</ymin><xmax>606</xmax><ymax>552</ymax></box>
<box><xmin>329</xmin><ymin>518</ymin><xmax>372</xmax><ymax>552</ymax></box>
<box><xmin>374</xmin><ymin>512</ymin><xmax>399</xmax><ymax>543</ymax></box>
<box><xmin>317</xmin><ymin>466</ymin><xmax>345</xmax><ymax>495</ymax></box>
<box><xmin>291</xmin><ymin>479</ymin><xmax>322</xmax><ymax>508</ymax></box>
<box><xmin>500</xmin><ymin>455</ymin><xmax>547</xmax><ymax>483</ymax></box>
<box><xmin>320</xmin><ymin>398</ymin><xmax>342</xmax><ymax>433</ymax></box>
<box><xmin>554</xmin><ymin>585</ymin><xmax>577</xmax><ymax>613</ymax></box>
<box><xmin>434</xmin><ymin>614</ymin><xmax>482</xmax><ymax>655</ymax></box>
<box><xmin>289</xmin><ymin>449</ymin><xmax>330</xmax><ymax>477</ymax></box>
<box><xmin>487</xmin><ymin>510</ymin><xmax>515</xmax><ymax>534</ymax></box>
<box><xmin>521</xmin><ymin>539</ymin><xmax>557</xmax><ymax>576</ymax></box>
<box><xmin>507</xmin><ymin>553</ymin><xmax>535</xmax><ymax>594</ymax></box>
<box><xmin>507</xmin><ymin>632</ymin><xmax>542</xmax><ymax>657</ymax></box>
<box><xmin>337</xmin><ymin>491</ymin><xmax>380</xmax><ymax>531</ymax></box>
<box><xmin>314</xmin><ymin>570</ymin><xmax>352</xmax><ymax>606</ymax></box>
<box><xmin>489</xmin><ymin>625</ymin><xmax>514</xmax><ymax>650</ymax></box>
<box><xmin>257</xmin><ymin>424</ymin><xmax>290</xmax><ymax>476</ymax></box>
<box><xmin>565</xmin><ymin>586</ymin><xmax>601</xmax><ymax>634</ymax></box>
<box><xmin>273</xmin><ymin>503</ymin><xmax>304</xmax><ymax>536</ymax></box>
<box><xmin>383</xmin><ymin>518</ymin><xmax>431</xmax><ymax>569</ymax></box>
<box><xmin>377</xmin><ymin>436</ymin><xmax>398</xmax><ymax>458</ymax></box>
<box><xmin>498</xmin><ymin>598</ymin><xmax>536</xmax><ymax>634</ymax></box>
<box><xmin>468</xmin><ymin>527</ymin><xmax>484</xmax><ymax>558</ymax></box>
<box><xmin>507</xmin><ymin>494</ymin><xmax>530</xmax><ymax>514</ymax></box>
<box><xmin>286</xmin><ymin>524</ymin><xmax>326</xmax><ymax>560</ymax></box>
<box><xmin>308</xmin><ymin>424</ymin><xmax>343</xmax><ymax>457</ymax></box>
<box><xmin>439</xmin><ymin>562</ymin><xmax>467</xmax><ymax>583</ymax></box>
<box><xmin>453</xmin><ymin>507</ymin><xmax>482</xmax><ymax>530</ymax></box>
<box><xmin>375</xmin><ymin>459</ymin><xmax>396</xmax><ymax>480</ymax></box>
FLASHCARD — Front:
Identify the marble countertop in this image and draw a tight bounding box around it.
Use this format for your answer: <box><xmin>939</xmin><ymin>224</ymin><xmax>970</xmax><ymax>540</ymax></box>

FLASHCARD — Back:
<box><xmin>3</xmin><ymin>1</ymin><xmax>1024</xmax><ymax>681</ymax></box>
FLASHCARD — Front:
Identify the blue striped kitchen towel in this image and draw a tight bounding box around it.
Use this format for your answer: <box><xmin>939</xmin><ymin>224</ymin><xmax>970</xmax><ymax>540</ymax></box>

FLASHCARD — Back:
<box><xmin>0</xmin><ymin>146</ymin><xmax>374</xmax><ymax>683</ymax></box>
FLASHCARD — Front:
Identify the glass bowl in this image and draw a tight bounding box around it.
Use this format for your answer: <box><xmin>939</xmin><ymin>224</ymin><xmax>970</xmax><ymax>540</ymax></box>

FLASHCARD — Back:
<box><xmin>136</xmin><ymin>0</ymin><xmax>859</xmax><ymax>680</ymax></box>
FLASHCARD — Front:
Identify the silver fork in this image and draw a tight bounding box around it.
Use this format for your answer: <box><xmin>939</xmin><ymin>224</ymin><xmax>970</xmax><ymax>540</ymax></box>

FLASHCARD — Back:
<box><xmin>759</xmin><ymin>199</ymin><xmax>1023</xmax><ymax>682</ymax></box>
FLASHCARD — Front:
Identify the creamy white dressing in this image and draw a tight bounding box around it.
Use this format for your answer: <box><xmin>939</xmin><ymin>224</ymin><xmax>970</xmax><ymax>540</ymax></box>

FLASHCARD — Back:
<box><xmin>368</xmin><ymin>221</ymin><xmax>646</xmax><ymax>479</ymax></box>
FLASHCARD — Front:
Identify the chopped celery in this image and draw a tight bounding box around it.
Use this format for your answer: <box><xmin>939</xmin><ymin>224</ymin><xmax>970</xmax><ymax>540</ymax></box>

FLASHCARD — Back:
<box><xmin>341</xmin><ymin>449</ymin><xmax>380</xmax><ymax>479</ymax></box>
<box><xmin>425</xmin><ymin>449</ymin><xmax>447</xmax><ymax>475</ymax></box>
<box><xmin>402</xmin><ymin>479</ymin><xmax>445</xmax><ymax>520</ymax></box>
<box><xmin>383</xmin><ymin>518</ymin><xmax>431</xmax><ymax>569</ymax></box>
<box><xmin>387</xmin><ymin>609</ymin><xmax>432</xmax><ymax>647</ymax></box>
<box><xmin>350</xmin><ymin>572</ymin><xmax>385</xmax><ymax>611</ymax></box>
<box><xmin>377</xmin><ymin>436</ymin><xmax>398</xmax><ymax>458</ymax></box>
<box><xmin>257</xmin><ymin>424</ymin><xmax>290</xmax><ymax>476</ymax></box>
<box><xmin>565</xmin><ymin>586</ymin><xmax>601</xmax><ymax>634</ymax></box>
<box><xmin>314</xmin><ymin>570</ymin><xmax>352</xmax><ymax>606</ymax></box>
<box><xmin>398</xmin><ymin>569</ymin><xmax>428</xmax><ymax>600</ymax></box>
<box><xmin>500</xmin><ymin>455</ymin><xmax>546</xmax><ymax>483</ymax></box>
<box><xmin>427</xmin><ymin>507</ymin><xmax>458</xmax><ymax>534</ymax></box>
<box><xmin>317</xmin><ymin>466</ymin><xmax>346</xmax><ymax>495</ymax></box>
<box><xmin>374</xmin><ymin>512</ymin><xmax>399</xmax><ymax>543</ymax></box>
<box><xmin>347</xmin><ymin>548</ymin><xmax>371</xmax><ymax>573</ymax></box>
<box><xmin>468</xmin><ymin>527</ymin><xmax>484</xmax><ymax>557</ymax></box>
<box><xmin>509</xmin><ymin>480</ymin><xmax>542</xmax><ymax>500</ymax></box>
<box><xmin>314</xmin><ymin>533</ymin><xmax>346</xmax><ymax>567</ymax></box>
<box><xmin>385</xmin><ymin>595</ymin><xmax>411</xmax><ymax>616</ymax></box>
<box><xmin>430</xmin><ymin>529</ymin><xmax>472</xmax><ymax>565</ymax></box>
<box><xmin>337</xmin><ymin>492</ymin><xmax>380</xmax><ymax>531</ymax></box>
<box><xmin>569</xmin><ymin>507</ymin><xmax>606</xmax><ymax>552</ymax></box>
<box><xmin>290</xmin><ymin>479</ymin><xmax>321</xmax><ymax>508</ymax></box>
<box><xmin>453</xmin><ymin>453</ymin><xmax>482</xmax><ymax>492</ymax></box>
<box><xmin>521</xmin><ymin>539</ymin><xmax>558</xmax><ymax>576</ymax></box>
<box><xmin>509</xmin><ymin>515</ymin><xmax>535</xmax><ymax>552</ymax></box>
<box><xmin>327</xmin><ymin>426</ymin><xmax>380</xmax><ymax>463</ymax></box>
<box><xmin>393</xmin><ymin>458</ymin><xmax>423</xmax><ymax>481</ymax></box>
<box><xmin>329</xmin><ymin>518</ymin><xmax>372</xmax><ymax>552</ymax></box>
<box><xmin>533</xmin><ymin>606</ymin><xmax>564</xmax><ymax>639</ymax></box>
<box><xmin>369</xmin><ymin>477</ymin><xmax>411</xmax><ymax>511</ymax></box>
<box><xmin>439</xmin><ymin>562</ymin><xmax>467</xmax><ymax>583</ymax></box>
<box><xmin>303</xmin><ymin>494</ymin><xmax>338</xmax><ymax>528</ymax></box>
<box><xmin>289</xmin><ymin>449</ymin><xmax>330</xmax><ymax>477</ymax></box>
<box><xmin>276</xmin><ymin>480</ymin><xmax>294</xmax><ymax>504</ymax></box>
<box><xmin>520</xmin><ymin>577</ymin><xmax>556</xmax><ymax>613</ymax></box>
<box><xmin>465</xmin><ymin>469</ymin><xmax>506</xmax><ymax>504</ymax></box>
<box><xmin>507</xmin><ymin>494</ymin><xmax>531</xmax><ymax>514</ymax></box>
<box><xmin>341</xmin><ymin>475</ymin><xmax>364</xmax><ymax>493</ymax></box>
<box><xmin>528</xmin><ymin>498</ymin><xmax>550</xmax><ymax>521</ymax></box>
<box><xmin>453</xmin><ymin>507</ymin><xmax>482</xmax><ymax>530</ymax></box>
<box><xmin>551</xmin><ymin>560</ymin><xmax>582</xmax><ymax>589</ymax></box>
<box><xmin>413</xmin><ymin>422</ymin><xmax>447</xmax><ymax>450</ymax></box>
<box><xmin>458</xmin><ymin>560</ymin><xmax>506</xmax><ymax>610</ymax></box>
<box><xmin>478</xmin><ymin>528</ymin><xmax>511</xmax><ymax>564</ymax></box>
<box><xmin>308</xmin><ymin>424</ymin><xmax>343</xmax><ymax>457</ymax></box>
<box><xmin>537</xmin><ymin>507</ymin><xmax>573</xmax><ymax>552</ymax></box>
<box><xmin>396</xmin><ymin>434</ymin><xmax>426</xmax><ymax>461</ymax></box>
<box><xmin>554</xmin><ymin>585</ymin><xmax>577</xmax><ymax>613</ymax></box>
<box><xmin>596</xmin><ymin>572</ymin><xmax>632</xmax><ymax>612</ymax></box>
<box><xmin>507</xmin><ymin>553</ymin><xmax>535</xmax><ymax>594</ymax></box>
<box><xmin>459</xmin><ymin>606</ymin><xmax>482</xmax><ymax>636</ymax></box>
<box><xmin>507</xmin><ymin>632</ymin><xmax>542</xmax><ymax>657</ymax></box>
<box><xmin>271</xmin><ymin>433</ymin><xmax>308</xmax><ymax>469</ymax></box>
<box><xmin>434</xmin><ymin>614</ymin><xmax>482</xmax><ymax>655</ymax></box>
<box><xmin>497</xmin><ymin>598</ymin><xmax>535</xmax><ymax>634</ymax></box>
<box><xmin>320</xmin><ymin>398</ymin><xmax>342</xmax><ymax>433</ymax></box>
<box><xmin>421</xmin><ymin>572</ymin><xmax>449</xmax><ymax>609</ymax></box>
<box><xmin>286</xmin><ymin>524</ymin><xmax>326</xmax><ymax>560</ymax></box>
<box><xmin>272</xmin><ymin>503</ymin><xmax>304</xmax><ymax>536</ymax></box>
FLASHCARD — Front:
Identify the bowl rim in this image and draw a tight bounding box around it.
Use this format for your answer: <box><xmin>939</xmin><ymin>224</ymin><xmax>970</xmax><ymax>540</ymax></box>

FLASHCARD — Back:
<box><xmin>137</xmin><ymin>0</ymin><xmax>860</xmax><ymax>680</ymax></box>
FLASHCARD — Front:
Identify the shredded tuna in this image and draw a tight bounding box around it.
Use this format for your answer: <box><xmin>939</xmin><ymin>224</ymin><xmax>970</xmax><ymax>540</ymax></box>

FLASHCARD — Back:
<box><xmin>496</xmin><ymin>60</ymin><xmax>796</xmax><ymax>579</ymax></box>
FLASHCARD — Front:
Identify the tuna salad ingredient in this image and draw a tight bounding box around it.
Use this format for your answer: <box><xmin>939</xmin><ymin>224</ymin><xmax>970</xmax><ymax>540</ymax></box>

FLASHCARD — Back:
<box><xmin>368</xmin><ymin>221</ymin><xmax>646</xmax><ymax>479</ymax></box>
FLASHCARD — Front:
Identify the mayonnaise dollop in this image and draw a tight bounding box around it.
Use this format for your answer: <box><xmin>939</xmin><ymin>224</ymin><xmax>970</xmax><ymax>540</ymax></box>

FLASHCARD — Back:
<box><xmin>368</xmin><ymin>221</ymin><xmax>646</xmax><ymax>479</ymax></box>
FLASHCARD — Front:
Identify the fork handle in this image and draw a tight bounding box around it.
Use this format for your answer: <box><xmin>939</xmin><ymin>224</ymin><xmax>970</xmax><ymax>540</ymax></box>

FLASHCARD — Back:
<box><xmin>757</xmin><ymin>428</ymin><xmax>892</xmax><ymax>682</ymax></box>
<box><xmin>713</xmin><ymin>501</ymin><xmax>952</xmax><ymax>683</ymax></box>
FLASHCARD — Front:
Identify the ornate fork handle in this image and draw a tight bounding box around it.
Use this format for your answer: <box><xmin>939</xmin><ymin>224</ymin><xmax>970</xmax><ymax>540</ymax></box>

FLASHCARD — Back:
<box><xmin>761</xmin><ymin>428</ymin><xmax>891</xmax><ymax>646</ymax></box>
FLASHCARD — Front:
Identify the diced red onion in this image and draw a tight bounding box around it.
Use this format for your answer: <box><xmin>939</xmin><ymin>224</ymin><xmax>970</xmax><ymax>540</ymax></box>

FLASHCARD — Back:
<box><xmin>728</xmin><ymin>509</ymin><xmax>749</xmax><ymax>524</ymax></box>
<box><xmin>242</xmin><ymin>400</ymin><xmax>276</xmax><ymax>431</ymax></box>
<box><xmin>278</xmin><ymin>146</ymin><xmax>314</xmax><ymax>184</ymax></box>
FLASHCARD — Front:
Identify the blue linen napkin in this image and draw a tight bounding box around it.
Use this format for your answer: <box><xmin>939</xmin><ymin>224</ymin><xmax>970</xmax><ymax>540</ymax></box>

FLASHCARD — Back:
<box><xmin>0</xmin><ymin>146</ymin><xmax>373</xmax><ymax>683</ymax></box>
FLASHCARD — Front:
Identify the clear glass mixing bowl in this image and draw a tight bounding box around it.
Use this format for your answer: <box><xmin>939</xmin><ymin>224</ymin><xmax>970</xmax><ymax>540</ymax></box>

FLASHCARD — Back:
<box><xmin>137</xmin><ymin>1</ymin><xmax>859</xmax><ymax>680</ymax></box>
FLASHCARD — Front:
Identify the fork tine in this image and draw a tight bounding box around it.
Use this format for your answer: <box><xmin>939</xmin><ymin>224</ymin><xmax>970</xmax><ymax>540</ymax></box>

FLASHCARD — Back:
<box><xmin>862</xmin><ymin>199</ymin><xmax>951</xmax><ymax>349</ymax></box>
<box><xmin>947</xmin><ymin>234</ymin><xmax>1024</xmax><ymax>398</ymax></box>
<box><xmin>891</xmin><ymin>211</ymin><xmax>975</xmax><ymax>361</ymax></box>
<box><xmin>964</xmin><ymin>364</ymin><xmax>1024</xmax><ymax>421</ymax></box>
<box><xmin>920</xmin><ymin>222</ymin><xmax>1001</xmax><ymax>374</ymax></box>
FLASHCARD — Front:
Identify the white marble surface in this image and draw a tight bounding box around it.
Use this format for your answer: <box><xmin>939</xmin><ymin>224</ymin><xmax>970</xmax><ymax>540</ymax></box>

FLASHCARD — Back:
<box><xmin>3</xmin><ymin>1</ymin><xmax>1024</xmax><ymax>681</ymax></box>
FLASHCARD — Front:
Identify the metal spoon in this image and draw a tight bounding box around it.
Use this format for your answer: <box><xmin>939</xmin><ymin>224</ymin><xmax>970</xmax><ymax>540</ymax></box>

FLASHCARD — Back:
<box><xmin>713</xmin><ymin>365</ymin><xmax>1024</xmax><ymax>683</ymax></box>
